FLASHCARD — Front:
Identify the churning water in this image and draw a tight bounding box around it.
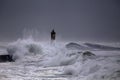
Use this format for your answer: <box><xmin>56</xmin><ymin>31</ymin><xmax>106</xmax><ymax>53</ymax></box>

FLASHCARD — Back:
<box><xmin>0</xmin><ymin>38</ymin><xmax>120</xmax><ymax>80</ymax></box>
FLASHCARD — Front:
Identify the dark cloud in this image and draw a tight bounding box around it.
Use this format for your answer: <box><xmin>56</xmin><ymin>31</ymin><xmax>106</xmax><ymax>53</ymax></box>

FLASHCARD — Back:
<box><xmin>0</xmin><ymin>0</ymin><xmax>120</xmax><ymax>42</ymax></box>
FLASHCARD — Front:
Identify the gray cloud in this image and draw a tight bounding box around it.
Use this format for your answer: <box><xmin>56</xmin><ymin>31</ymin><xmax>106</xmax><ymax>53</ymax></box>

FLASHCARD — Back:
<box><xmin>0</xmin><ymin>0</ymin><xmax>120</xmax><ymax>42</ymax></box>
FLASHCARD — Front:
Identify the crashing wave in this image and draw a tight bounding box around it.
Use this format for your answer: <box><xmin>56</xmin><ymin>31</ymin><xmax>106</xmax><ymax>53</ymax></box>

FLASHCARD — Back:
<box><xmin>3</xmin><ymin>40</ymin><xmax>120</xmax><ymax>80</ymax></box>
<box><xmin>63</xmin><ymin>51</ymin><xmax>120</xmax><ymax>80</ymax></box>
<box><xmin>6</xmin><ymin>39</ymin><xmax>42</xmax><ymax>61</ymax></box>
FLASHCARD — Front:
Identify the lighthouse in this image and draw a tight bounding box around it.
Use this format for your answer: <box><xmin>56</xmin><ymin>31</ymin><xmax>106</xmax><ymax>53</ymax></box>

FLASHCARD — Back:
<box><xmin>51</xmin><ymin>29</ymin><xmax>56</xmax><ymax>41</ymax></box>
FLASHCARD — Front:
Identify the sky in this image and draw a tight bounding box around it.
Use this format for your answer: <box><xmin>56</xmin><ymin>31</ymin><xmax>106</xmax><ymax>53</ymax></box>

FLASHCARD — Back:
<box><xmin>0</xmin><ymin>0</ymin><xmax>120</xmax><ymax>42</ymax></box>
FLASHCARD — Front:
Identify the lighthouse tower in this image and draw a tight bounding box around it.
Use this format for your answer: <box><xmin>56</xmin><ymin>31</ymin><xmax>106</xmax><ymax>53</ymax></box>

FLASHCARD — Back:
<box><xmin>51</xmin><ymin>29</ymin><xmax>56</xmax><ymax>44</ymax></box>
<box><xmin>51</xmin><ymin>29</ymin><xmax>56</xmax><ymax>40</ymax></box>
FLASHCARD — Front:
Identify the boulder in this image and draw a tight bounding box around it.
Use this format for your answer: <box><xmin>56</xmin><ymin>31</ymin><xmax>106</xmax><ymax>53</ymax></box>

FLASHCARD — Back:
<box><xmin>82</xmin><ymin>51</ymin><xmax>96</xmax><ymax>61</ymax></box>
<box><xmin>66</xmin><ymin>42</ymin><xmax>89</xmax><ymax>50</ymax></box>
<box><xmin>0</xmin><ymin>55</ymin><xmax>14</xmax><ymax>62</ymax></box>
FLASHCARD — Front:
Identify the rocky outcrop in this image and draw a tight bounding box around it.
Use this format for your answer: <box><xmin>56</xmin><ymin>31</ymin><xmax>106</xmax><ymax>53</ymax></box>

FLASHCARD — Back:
<box><xmin>0</xmin><ymin>55</ymin><xmax>14</xmax><ymax>62</ymax></box>
<box><xmin>84</xmin><ymin>43</ymin><xmax>120</xmax><ymax>50</ymax></box>
<box><xmin>66</xmin><ymin>42</ymin><xmax>89</xmax><ymax>50</ymax></box>
<box><xmin>82</xmin><ymin>51</ymin><xmax>96</xmax><ymax>61</ymax></box>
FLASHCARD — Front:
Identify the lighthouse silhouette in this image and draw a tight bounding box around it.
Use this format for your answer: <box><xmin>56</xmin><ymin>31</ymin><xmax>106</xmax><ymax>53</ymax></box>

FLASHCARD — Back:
<box><xmin>51</xmin><ymin>29</ymin><xmax>56</xmax><ymax>41</ymax></box>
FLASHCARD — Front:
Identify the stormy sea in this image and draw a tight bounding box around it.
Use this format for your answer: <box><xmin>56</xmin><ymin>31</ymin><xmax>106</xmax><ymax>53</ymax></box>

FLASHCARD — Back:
<box><xmin>0</xmin><ymin>38</ymin><xmax>120</xmax><ymax>80</ymax></box>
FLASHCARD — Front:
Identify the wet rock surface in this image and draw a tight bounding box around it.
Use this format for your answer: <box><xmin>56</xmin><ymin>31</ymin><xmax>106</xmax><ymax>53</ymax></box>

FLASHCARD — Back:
<box><xmin>0</xmin><ymin>55</ymin><xmax>14</xmax><ymax>62</ymax></box>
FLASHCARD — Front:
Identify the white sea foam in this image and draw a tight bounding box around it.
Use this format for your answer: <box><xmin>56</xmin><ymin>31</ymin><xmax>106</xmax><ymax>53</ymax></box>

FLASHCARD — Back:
<box><xmin>0</xmin><ymin>39</ymin><xmax>120</xmax><ymax>80</ymax></box>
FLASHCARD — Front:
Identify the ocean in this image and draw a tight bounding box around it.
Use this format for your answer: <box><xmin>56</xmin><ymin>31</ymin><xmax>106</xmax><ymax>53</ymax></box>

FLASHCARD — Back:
<box><xmin>0</xmin><ymin>39</ymin><xmax>120</xmax><ymax>80</ymax></box>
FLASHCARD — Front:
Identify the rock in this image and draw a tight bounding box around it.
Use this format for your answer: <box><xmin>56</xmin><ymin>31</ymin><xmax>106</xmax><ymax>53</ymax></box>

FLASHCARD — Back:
<box><xmin>82</xmin><ymin>51</ymin><xmax>96</xmax><ymax>61</ymax></box>
<box><xmin>84</xmin><ymin>43</ymin><xmax>120</xmax><ymax>51</ymax></box>
<box><xmin>83</xmin><ymin>51</ymin><xmax>95</xmax><ymax>56</ymax></box>
<box><xmin>0</xmin><ymin>55</ymin><xmax>14</xmax><ymax>62</ymax></box>
<box><xmin>66</xmin><ymin>42</ymin><xmax>89</xmax><ymax>50</ymax></box>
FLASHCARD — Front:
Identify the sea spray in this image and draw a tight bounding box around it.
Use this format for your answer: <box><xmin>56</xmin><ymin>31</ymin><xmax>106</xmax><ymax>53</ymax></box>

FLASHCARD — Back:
<box><xmin>7</xmin><ymin>39</ymin><xmax>42</xmax><ymax>61</ymax></box>
<box><xmin>5</xmin><ymin>40</ymin><xmax>120</xmax><ymax>80</ymax></box>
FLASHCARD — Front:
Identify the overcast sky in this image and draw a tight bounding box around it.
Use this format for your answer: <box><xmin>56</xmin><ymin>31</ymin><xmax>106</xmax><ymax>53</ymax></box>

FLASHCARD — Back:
<box><xmin>0</xmin><ymin>0</ymin><xmax>120</xmax><ymax>42</ymax></box>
